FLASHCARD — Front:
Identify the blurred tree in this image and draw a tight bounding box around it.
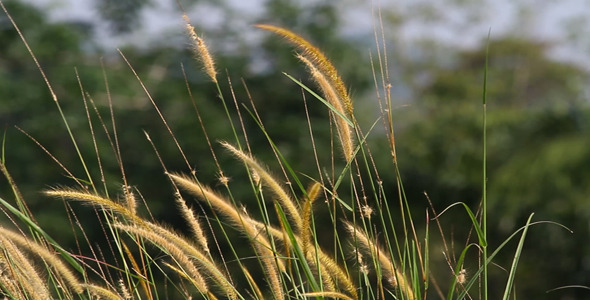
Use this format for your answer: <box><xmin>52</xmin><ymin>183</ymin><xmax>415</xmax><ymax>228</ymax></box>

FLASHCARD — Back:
<box><xmin>3</xmin><ymin>0</ymin><xmax>590</xmax><ymax>298</ymax></box>
<box><xmin>0</xmin><ymin>0</ymin><xmax>93</xmax><ymax>200</ymax></box>
<box><xmin>95</xmin><ymin>0</ymin><xmax>151</xmax><ymax>33</ymax></box>
<box><xmin>1</xmin><ymin>0</ymin><xmax>373</xmax><ymax>275</ymax></box>
<box><xmin>390</xmin><ymin>37</ymin><xmax>590</xmax><ymax>299</ymax></box>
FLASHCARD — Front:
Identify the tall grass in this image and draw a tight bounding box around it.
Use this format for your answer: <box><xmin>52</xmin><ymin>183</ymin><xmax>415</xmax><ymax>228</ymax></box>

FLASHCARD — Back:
<box><xmin>0</xmin><ymin>2</ymin><xmax>563</xmax><ymax>299</ymax></box>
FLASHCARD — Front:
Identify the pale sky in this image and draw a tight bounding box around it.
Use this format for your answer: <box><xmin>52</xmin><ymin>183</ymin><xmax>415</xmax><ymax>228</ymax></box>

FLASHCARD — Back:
<box><xmin>22</xmin><ymin>0</ymin><xmax>590</xmax><ymax>69</ymax></box>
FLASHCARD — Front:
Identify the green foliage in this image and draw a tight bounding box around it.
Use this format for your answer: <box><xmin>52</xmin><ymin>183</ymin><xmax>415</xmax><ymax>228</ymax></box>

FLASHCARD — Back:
<box><xmin>393</xmin><ymin>35</ymin><xmax>589</xmax><ymax>298</ymax></box>
<box><xmin>1</xmin><ymin>1</ymin><xmax>589</xmax><ymax>299</ymax></box>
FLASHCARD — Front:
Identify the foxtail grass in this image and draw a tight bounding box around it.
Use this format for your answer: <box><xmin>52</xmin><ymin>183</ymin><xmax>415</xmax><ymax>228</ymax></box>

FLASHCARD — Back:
<box><xmin>0</xmin><ymin>3</ymin><xmax>559</xmax><ymax>300</ymax></box>
<box><xmin>0</xmin><ymin>12</ymin><xmax>418</xmax><ymax>300</ymax></box>
<box><xmin>183</xmin><ymin>14</ymin><xmax>217</xmax><ymax>84</ymax></box>
<box><xmin>255</xmin><ymin>24</ymin><xmax>353</xmax><ymax>117</ymax></box>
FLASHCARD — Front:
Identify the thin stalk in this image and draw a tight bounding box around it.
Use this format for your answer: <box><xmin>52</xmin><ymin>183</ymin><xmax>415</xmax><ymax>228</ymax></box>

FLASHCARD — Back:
<box><xmin>481</xmin><ymin>32</ymin><xmax>490</xmax><ymax>300</ymax></box>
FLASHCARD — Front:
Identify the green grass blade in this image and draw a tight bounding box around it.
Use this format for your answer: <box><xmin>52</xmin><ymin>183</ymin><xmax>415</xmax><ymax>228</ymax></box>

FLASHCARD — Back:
<box><xmin>456</xmin><ymin>220</ymin><xmax>571</xmax><ymax>299</ymax></box>
<box><xmin>502</xmin><ymin>213</ymin><xmax>535</xmax><ymax>300</ymax></box>
<box><xmin>284</xmin><ymin>73</ymin><xmax>354</xmax><ymax>127</ymax></box>
<box><xmin>481</xmin><ymin>30</ymin><xmax>491</xmax><ymax>300</ymax></box>
<box><xmin>439</xmin><ymin>202</ymin><xmax>487</xmax><ymax>247</ymax></box>
<box><xmin>274</xmin><ymin>203</ymin><xmax>322</xmax><ymax>296</ymax></box>
<box><xmin>0</xmin><ymin>196</ymin><xmax>84</xmax><ymax>274</ymax></box>
<box><xmin>446</xmin><ymin>243</ymin><xmax>479</xmax><ymax>299</ymax></box>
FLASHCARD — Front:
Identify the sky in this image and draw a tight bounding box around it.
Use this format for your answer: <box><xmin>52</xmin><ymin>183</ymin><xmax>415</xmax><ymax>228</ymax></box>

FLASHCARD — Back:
<box><xmin>22</xmin><ymin>0</ymin><xmax>590</xmax><ymax>70</ymax></box>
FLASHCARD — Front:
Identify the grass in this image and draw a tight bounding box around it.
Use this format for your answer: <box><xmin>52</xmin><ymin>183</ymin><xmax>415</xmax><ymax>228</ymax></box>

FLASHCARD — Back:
<box><xmin>0</xmin><ymin>3</ymin><xmax>566</xmax><ymax>299</ymax></box>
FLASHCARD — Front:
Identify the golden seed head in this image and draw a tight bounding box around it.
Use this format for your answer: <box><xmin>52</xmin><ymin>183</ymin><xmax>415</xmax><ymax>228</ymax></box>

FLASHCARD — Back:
<box><xmin>183</xmin><ymin>14</ymin><xmax>217</xmax><ymax>83</ymax></box>
<box><xmin>251</xmin><ymin>170</ymin><xmax>261</xmax><ymax>187</ymax></box>
<box><xmin>361</xmin><ymin>205</ymin><xmax>373</xmax><ymax>219</ymax></box>
<box><xmin>255</xmin><ymin>24</ymin><xmax>353</xmax><ymax>116</ymax></box>
<box><xmin>457</xmin><ymin>268</ymin><xmax>467</xmax><ymax>284</ymax></box>
<box><xmin>218</xmin><ymin>173</ymin><xmax>231</xmax><ymax>187</ymax></box>
<box><xmin>122</xmin><ymin>185</ymin><xmax>137</xmax><ymax>215</ymax></box>
<box><xmin>118</xmin><ymin>279</ymin><xmax>132</xmax><ymax>300</ymax></box>
<box><xmin>359</xmin><ymin>264</ymin><xmax>370</xmax><ymax>275</ymax></box>
<box><xmin>387</xmin><ymin>275</ymin><xmax>398</xmax><ymax>287</ymax></box>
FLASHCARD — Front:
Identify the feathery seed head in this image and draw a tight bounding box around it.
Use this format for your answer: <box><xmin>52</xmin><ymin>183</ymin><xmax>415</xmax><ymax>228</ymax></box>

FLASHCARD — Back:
<box><xmin>183</xmin><ymin>14</ymin><xmax>217</xmax><ymax>83</ymax></box>
<box><xmin>221</xmin><ymin>142</ymin><xmax>303</xmax><ymax>231</ymax></box>
<box><xmin>256</xmin><ymin>24</ymin><xmax>354</xmax><ymax>117</ymax></box>
<box><xmin>122</xmin><ymin>185</ymin><xmax>137</xmax><ymax>215</ymax></box>
<box><xmin>175</xmin><ymin>193</ymin><xmax>210</xmax><ymax>254</ymax></box>
<box><xmin>361</xmin><ymin>205</ymin><xmax>373</xmax><ymax>219</ymax></box>
<box><xmin>45</xmin><ymin>188</ymin><xmax>145</xmax><ymax>226</ymax></box>
<box><xmin>296</xmin><ymin>53</ymin><xmax>355</xmax><ymax>161</ymax></box>
<box><xmin>118</xmin><ymin>278</ymin><xmax>132</xmax><ymax>300</ymax></box>
<box><xmin>345</xmin><ymin>222</ymin><xmax>415</xmax><ymax>300</ymax></box>
<box><xmin>0</xmin><ymin>227</ymin><xmax>84</xmax><ymax>294</ymax></box>
<box><xmin>359</xmin><ymin>264</ymin><xmax>370</xmax><ymax>276</ymax></box>
<box><xmin>217</xmin><ymin>172</ymin><xmax>230</xmax><ymax>187</ymax></box>
<box><xmin>457</xmin><ymin>268</ymin><xmax>467</xmax><ymax>284</ymax></box>
<box><xmin>251</xmin><ymin>170</ymin><xmax>261</xmax><ymax>187</ymax></box>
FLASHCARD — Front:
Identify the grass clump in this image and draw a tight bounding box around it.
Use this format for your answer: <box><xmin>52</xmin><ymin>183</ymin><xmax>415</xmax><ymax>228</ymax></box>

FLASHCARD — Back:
<box><xmin>0</xmin><ymin>4</ymin><xmax>563</xmax><ymax>300</ymax></box>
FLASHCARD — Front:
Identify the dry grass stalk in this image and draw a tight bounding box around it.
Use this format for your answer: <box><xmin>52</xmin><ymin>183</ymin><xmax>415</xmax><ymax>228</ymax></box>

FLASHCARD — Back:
<box><xmin>0</xmin><ymin>227</ymin><xmax>83</xmax><ymax>294</ymax></box>
<box><xmin>168</xmin><ymin>172</ymin><xmax>285</xmax><ymax>299</ymax></box>
<box><xmin>240</xmin><ymin>265</ymin><xmax>265</xmax><ymax>300</ymax></box>
<box><xmin>114</xmin><ymin>224</ymin><xmax>212</xmax><ymax>297</ymax></box>
<box><xmin>122</xmin><ymin>185</ymin><xmax>137</xmax><ymax>216</ymax></box>
<box><xmin>249</xmin><ymin>217</ymin><xmax>358</xmax><ymax>299</ymax></box>
<box><xmin>146</xmin><ymin>222</ymin><xmax>232</xmax><ymax>286</ymax></box>
<box><xmin>345</xmin><ymin>223</ymin><xmax>414</xmax><ymax>300</ymax></box>
<box><xmin>140</xmin><ymin>221</ymin><xmax>238</xmax><ymax>300</ymax></box>
<box><xmin>0</xmin><ymin>237</ymin><xmax>50</xmax><ymax>300</ymax></box>
<box><xmin>121</xmin><ymin>241</ymin><xmax>151</xmax><ymax>298</ymax></box>
<box><xmin>46</xmin><ymin>187</ymin><xmax>236</xmax><ymax>298</ymax></box>
<box><xmin>175</xmin><ymin>191</ymin><xmax>210</xmax><ymax>254</ymax></box>
<box><xmin>302</xmin><ymin>182</ymin><xmax>322</xmax><ymax>255</ymax></box>
<box><xmin>82</xmin><ymin>283</ymin><xmax>124</xmax><ymax>300</ymax></box>
<box><xmin>299</xmin><ymin>182</ymin><xmax>341</xmax><ymax>295</ymax></box>
<box><xmin>220</xmin><ymin>142</ymin><xmax>303</xmax><ymax>233</ymax></box>
<box><xmin>183</xmin><ymin>14</ymin><xmax>218</xmax><ymax>83</ymax></box>
<box><xmin>45</xmin><ymin>188</ymin><xmax>145</xmax><ymax>226</ymax></box>
<box><xmin>297</xmin><ymin>54</ymin><xmax>355</xmax><ymax>161</ymax></box>
<box><xmin>0</xmin><ymin>251</ymin><xmax>24</xmax><ymax>299</ymax></box>
<box><xmin>313</xmin><ymin>249</ymin><xmax>358</xmax><ymax>299</ymax></box>
<box><xmin>255</xmin><ymin>24</ymin><xmax>353</xmax><ymax>117</ymax></box>
<box><xmin>168</xmin><ymin>173</ymin><xmax>255</xmax><ymax>232</ymax></box>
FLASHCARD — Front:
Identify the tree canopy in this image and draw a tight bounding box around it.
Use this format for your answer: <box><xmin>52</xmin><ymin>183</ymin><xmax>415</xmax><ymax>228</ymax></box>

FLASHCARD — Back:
<box><xmin>1</xmin><ymin>0</ymin><xmax>589</xmax><ymax>298</ymax></box>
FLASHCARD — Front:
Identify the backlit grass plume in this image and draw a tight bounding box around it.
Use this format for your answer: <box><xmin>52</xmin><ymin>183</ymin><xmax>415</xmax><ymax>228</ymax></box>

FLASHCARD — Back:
<box><xmin>1</xmin><ymin>3</ymin><xmax>532</xmax><ymax>299</ymax></box>
<box><xmin>0</xmin><ymin>226</ymin><xmax>126</xmax><ymax>299</ymax></box>
<box><xmin>220</xmin><ymin>141</ymin><xmax>303</xmax><ymax>232</ymax></box>
<box><xmin>297</xmin><ymin>54</ymin><xmax>355</xmax><ymax>162</ymax></box>
<box><xmin>255</xmin><ymin>24</ymin><xmax>353</xmax><ymax>117</ymax></box>
<box><xmin>0</xmin><ymin>227</ymin><xmax>84</xmax><ymax>296</ymax></box>
<box><xmin>257</xmin><ymin>24</ymin><xmax>356</xmax><ymax>162</ymax></box>
<box><xmin>169</xmin><ymin>170</ymin><xmax>359</xmax><ymax>300</ymax></box>
<box><xmin>184</xmin><ymin>14</ymin><xmax>217</xmax><ymax>83</ymax></box>
<box><xmin>45</xmin><ymin>187</ymin><xmax>239</xmax><ymax>299</ymax></box>
<box><xmin>168</xmin><ymin>172</ymin><xmax>285</xmax><ymax>300</ymax></box>
<box><xmin>345</xmin><ymin>222</ymin><xmax>415</xmax><ymax>300</ymax></box>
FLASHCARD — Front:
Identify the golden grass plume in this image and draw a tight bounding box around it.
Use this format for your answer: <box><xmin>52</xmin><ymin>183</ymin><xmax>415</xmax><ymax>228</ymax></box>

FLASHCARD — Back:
<box><xmin>345</xmin><ymin>222</ymin><xmax>415</xmax><ymax>300</ymax></box>
<box><xmin>220</xmin><ymin>141</ymin><xmax>304</xmax><ymax>233</ymax></box>
<box><xmin>175</xmin><ymin>191</ymin><xmax>210</xmax><ymax>254</ymax></box>
<box><xmin>114</xmin><ymin>223</ymin><xmax>212</xmax><ymax>297</ymax></box>
<box><xmin>297</xmin><ymin>54</ymin><xmax>355</xmax><ymax>161</ymax></box>
<box><xmin>168</xmin><ymin>172</ymin><xmax>285</xmax><ymax>300</ymax></box>
<box><xmin>255</xmin><ymin>24</ymin><xmax>353</xmax><ymax>117</ymax></box>
<box><xmin>0</xmin><ymin>227</ymin><xmax>83</xmax><ymax>295</ymax></box>
<box><xmin>184</xmin><ymin>14</ymin><xmax>218</xmax><ymax>83</ymax></box>
<box><xmin>0</xmin><ymin>237</ymin><xmax>51</xmax><ymax>299</ymax></box>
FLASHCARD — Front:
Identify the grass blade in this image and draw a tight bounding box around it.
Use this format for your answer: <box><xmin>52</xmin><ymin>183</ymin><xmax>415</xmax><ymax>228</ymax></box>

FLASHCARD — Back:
<box><xmin>502</xmin><ymin>213</ymin><xmax>535</xmax><ymax>300</ymax></box>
